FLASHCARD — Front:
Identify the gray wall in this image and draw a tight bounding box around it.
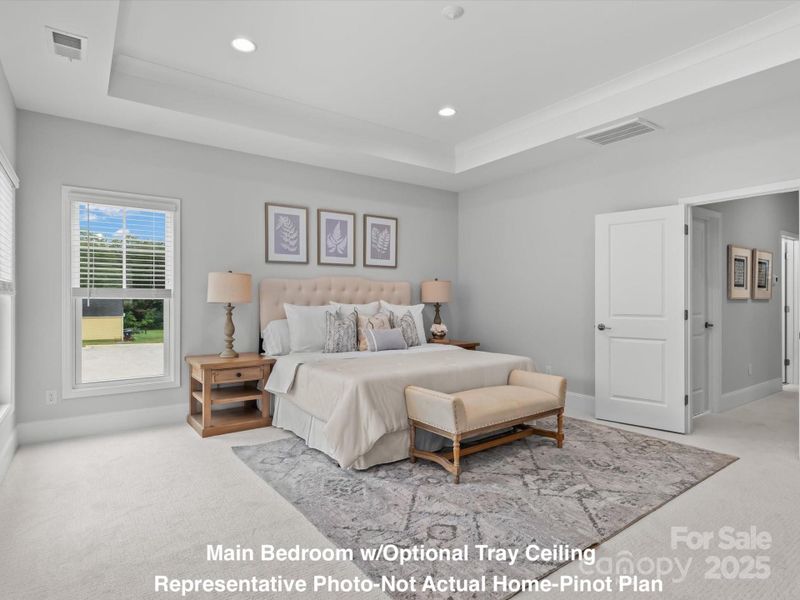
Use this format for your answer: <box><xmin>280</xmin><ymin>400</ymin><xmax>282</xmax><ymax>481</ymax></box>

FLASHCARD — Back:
<box><xmin>706</xmin><ymin>193</ymin><xmax>798</xmax><ymax>394</ymax></box>
<box><xmin>15</xmin><ymin>110</ymin><xmax>458</xmax><ymax>424</ymax></box>
<box><xmin>457</xmin><ymin>93</ymin><xmax>800</xmax><ymax>397</ymax></box>
<box><xmin>0</xmin><ymin>60</ymin><xmax>14</xmax><ymax>167</ymax></box>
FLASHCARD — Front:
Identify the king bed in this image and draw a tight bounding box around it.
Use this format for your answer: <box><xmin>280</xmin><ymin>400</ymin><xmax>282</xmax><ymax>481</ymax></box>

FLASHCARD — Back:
<box><xmin>260</xmin><ymin>276</ymin><xmax>535</xmax><ymax>469</ymax></box>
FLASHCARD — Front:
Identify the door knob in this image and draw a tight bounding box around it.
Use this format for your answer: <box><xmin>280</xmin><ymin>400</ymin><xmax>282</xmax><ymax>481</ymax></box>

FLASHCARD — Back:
<box><xmin>705</xmin><ymin>322</ymin><xmax>714</xmax><ymax>329</ymax></box>
<box><xmin>597</xmin><ymin>323</ymin><xmax>611</xmax><ymax>331</ymax></box>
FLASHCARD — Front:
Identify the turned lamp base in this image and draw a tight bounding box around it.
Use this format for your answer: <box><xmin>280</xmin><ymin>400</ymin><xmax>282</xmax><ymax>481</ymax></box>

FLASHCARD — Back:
<box><xmin>219</xmin><ymin>303</ymin><xmax>240</xmax><ymax>358</ymax></box>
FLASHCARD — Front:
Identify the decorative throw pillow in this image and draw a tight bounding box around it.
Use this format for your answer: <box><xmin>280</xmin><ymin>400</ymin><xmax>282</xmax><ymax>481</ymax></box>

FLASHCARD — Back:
<box><xmin>379</xmin><ymin>301</ymin><xmax>426</xmax><ymax>344</ymax></box>
<box><xmin>366</xmin><ymin>328</ymin><xmax>408</xmax><ymax>352</ymax></box>
<box><xmin>356</xmin><ymin>311</ymin><xmax>393</xmax><ymax>351</ymax></box>
<box><xmin>397</xmin><ymin>310</ymin><xmax>421</xmax><ymax>347</ymax></box>
<box><xmin>323</xmin><ymin>309</ymin><xmax>358</xmax><ymax>353</ymax></box>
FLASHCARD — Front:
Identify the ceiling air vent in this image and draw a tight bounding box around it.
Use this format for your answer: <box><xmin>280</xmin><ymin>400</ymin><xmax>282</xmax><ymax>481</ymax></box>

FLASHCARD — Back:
<box><xmin>579</xmin><ymin>118</ymin><xmax>660</xmax><ymax>146</ymax></box>
<box><xmin>47</xmin><ymin>27</ymin><xmax>86</xmax><ymax>62</ymax></box>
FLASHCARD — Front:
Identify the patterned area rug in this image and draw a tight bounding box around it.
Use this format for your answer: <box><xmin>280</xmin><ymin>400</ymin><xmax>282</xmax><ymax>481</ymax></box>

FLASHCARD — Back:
<box><xmin>234</xmin><ymin>417</ymin><xmax>736</xmax><ymax>600</ymax></box>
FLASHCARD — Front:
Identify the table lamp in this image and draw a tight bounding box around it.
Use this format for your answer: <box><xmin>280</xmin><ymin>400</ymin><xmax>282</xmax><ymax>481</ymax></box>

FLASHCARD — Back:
<box><xmin>421</xmin><ymin>278</ymin><xmax>452</xmax><ymax>339</ymax></box>
<box><xmin>207</xmin><ymin>271</ymin><xmax>252</xmax><ymax>358</ymax></box>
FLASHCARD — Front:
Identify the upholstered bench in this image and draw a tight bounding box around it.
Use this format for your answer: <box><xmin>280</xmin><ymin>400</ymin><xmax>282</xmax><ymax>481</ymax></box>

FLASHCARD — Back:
<box><xmin>404</xmin><ymin>370</ymin><xmax>566</xmax><ymax>483</ymax></box>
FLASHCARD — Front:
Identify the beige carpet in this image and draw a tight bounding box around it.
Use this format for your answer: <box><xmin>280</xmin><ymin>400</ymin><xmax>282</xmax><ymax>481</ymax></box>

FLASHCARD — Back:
<box><xmin>0</xmin><ymin>390</ymin><xmax>797</xmax><ymax>599</ymax></box>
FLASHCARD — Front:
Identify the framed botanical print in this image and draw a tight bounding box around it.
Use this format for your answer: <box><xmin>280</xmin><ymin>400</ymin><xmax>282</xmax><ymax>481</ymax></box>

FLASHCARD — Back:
<box><xmin>317</xmin><ymin>209</ymin><xmax>355</xmax><ymax>266</ymax></box>
<box><xmin>363</xmin><ymin>214</ymin><xmax>397</xmax><ymax>268</ymax></box>
<box><xmin>265</xmin><ymin>203</ymin><xmax>308</xmax><ymax>263</ymax></box>
<box><xmin>727</xmin><ymin>245</ymin><xmax>751</xmax><ymax>300</ymax></box>
<box><xmin>752</xmin><ymin>249</ymin><xmax>773</xmax><ymax>300</ymax></box>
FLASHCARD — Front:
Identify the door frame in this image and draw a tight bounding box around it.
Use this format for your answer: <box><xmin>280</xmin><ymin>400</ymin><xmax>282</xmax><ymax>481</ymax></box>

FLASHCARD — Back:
<box><xmin>781</xmin><ymin>232</ymin><xmax>799</xmax><ymax>385</ymax></box>
<box><xmin>690</xmin><ymin>207</ymin><xmax>723</xmax><ymax>416</ymax></box>
<box><xmin>679</xmin><ymin>178</ymin><xmax>800</xmax><ymax>453</ymax></box>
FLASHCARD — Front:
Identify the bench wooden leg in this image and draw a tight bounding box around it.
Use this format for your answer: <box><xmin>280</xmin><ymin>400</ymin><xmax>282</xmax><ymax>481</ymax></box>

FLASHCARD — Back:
<box><xmin>453</xmin><ymin>435</ymin><xmax>461</xmax><ymax>484</ymax></box>
<box><xmin>408</xmin><ymin>420</ymin><xmax>416</xmax><ymax>463</ymax></box>
<box><xmin>556</xmin><ymin>408</ymin><xmax>564</xmax><ymax>448</ymax></box>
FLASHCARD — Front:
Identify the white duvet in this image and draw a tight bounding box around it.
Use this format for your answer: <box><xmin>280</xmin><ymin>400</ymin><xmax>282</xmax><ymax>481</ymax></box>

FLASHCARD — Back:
<box><xmin>266</xmin><ymin>345</ymin><xmax>535</xmax><ymax>468</ymax></box>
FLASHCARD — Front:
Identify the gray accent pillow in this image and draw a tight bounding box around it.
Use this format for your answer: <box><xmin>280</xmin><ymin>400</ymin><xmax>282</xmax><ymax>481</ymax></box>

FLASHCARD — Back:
<box><xmin>397</xmin><ymin>311</ymin><xmax>421</xmax><ymax>347</ymax></box>
<box><xmin>366</xmin><ymin>328</ymin><xmax>408</xmax><ymax>352</ymax></box>
<box><xmin>323</xmin><ymin>309</ymin><xmax>358</xmax><ymax>353</ymax></box>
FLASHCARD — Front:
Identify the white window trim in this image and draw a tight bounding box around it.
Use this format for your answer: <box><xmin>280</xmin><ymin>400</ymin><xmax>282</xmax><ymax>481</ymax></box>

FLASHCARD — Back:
<box><xmin>0</xmin><ymin>148</ymin><xmax>19</xmax><ymax>426</ymax></box>
<box><xmin>61</xmin><ymin>185</ymin><xmax>181</xmax><ymax>399</ymax></box>
<box><xmin>0</xmin><ymin>144</ymin><xmax>19</xmax><ymax>188</ymax></box>
<box><xmin>0</xmin><ymin>144</ymin><xmax>17</xmax><ymax>425</ymax></box>
<box><xmin>0</xmin><ymin>297</ymin><xmax>14</xmax><ymax>426</ymax></box>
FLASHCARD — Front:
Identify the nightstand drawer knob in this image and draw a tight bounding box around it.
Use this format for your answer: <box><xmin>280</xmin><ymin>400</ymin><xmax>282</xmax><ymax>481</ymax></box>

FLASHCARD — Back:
<box><xmin>236</xmin><ymin>372</ymin><xmax>242</xmax><ymax>378</ymax></box>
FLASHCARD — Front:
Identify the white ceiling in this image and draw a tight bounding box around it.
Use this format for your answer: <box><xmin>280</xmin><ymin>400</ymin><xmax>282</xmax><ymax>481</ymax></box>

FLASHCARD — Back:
<box><xmin>1</xmin><ymin>0</ymin><xmax>800</xmax><ymax>191</ymax></box>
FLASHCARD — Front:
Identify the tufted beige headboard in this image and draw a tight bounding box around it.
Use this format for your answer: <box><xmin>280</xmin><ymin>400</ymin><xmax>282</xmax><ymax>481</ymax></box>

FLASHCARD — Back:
<box><xmin>259</xmin><ymin>276</ymin><xmax>412</xmax><ymax>331</ymax></box>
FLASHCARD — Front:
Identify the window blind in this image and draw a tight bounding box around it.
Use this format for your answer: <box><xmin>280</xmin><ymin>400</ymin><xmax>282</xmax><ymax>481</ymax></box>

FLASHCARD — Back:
<box><xmin>0</xmin><ymin>167</ymin><xmax>13</xmax><ymax>295</ymax></box>
<box><xmin>70</xmin><ymin>201</ymin><xmax>174</xmax><ymax>299</ymax></box>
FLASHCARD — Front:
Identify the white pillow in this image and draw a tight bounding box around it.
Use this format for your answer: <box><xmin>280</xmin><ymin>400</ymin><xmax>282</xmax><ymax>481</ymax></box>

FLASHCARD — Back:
<box><xmin>380</xmin><ymin>301</ymin><xmax>426</xmax><ymax>343</ymax></box>
<box><xmin>261</xmin><ymin>319</ymin><xmax>291</xmax><ymax>356</ymax></box>
<box><xmin>284</xmin><ymin>303</ymin><xmax>337</xmax><ymax>353</ymax></box>
<box><xmin>329</xmin><ymin>301</ymin><xmax>380</xmax><ymax>317</ymax></box>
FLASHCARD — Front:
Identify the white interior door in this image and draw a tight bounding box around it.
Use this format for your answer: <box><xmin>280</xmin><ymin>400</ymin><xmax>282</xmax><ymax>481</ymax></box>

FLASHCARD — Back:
<box><xmin>595</xmin><ymin>205</ymin><xmax>687</xmax><ymax>433</ymax></box>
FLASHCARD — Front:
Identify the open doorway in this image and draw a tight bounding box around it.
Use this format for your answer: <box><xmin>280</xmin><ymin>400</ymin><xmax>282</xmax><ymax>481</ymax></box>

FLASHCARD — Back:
<box><xmin>689</xmin><ymin>191</ymin><xmax>799</xmax><ymax>418</ymax></box>
<box><xmin>593</xmin><ymin>182</ymin><xmax>799</xmax><ymax>442</ymax></box>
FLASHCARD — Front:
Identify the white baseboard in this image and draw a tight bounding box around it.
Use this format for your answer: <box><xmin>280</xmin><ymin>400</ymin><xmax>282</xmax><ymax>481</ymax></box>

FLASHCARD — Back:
<box><xmin>561</xmin><ymin>380</ymin><xmax>782</xmax><ymax>421</ymax></box>
<box><xmin>18</xmin><ymin>403</ymin><xmax>185</xmax><ymax>445</ymax></box>
<box><xmin>0</xmin><ymin>427</ymin><xmax>17</xmax><ymax>483</ymax></box>
<box><xmin>565</xmin><ymin>391</ymin><xmax>595</xmax><ymax>418</ymax></box>
<box><xmin>717</xmin><ymin>378</ymin><xmax>783</xmax><ymax>413</ymax></box>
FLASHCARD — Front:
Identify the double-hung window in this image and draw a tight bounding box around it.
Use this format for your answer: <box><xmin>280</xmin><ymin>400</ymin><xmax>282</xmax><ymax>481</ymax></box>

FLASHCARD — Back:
<box><xmin>63</xmin><ymin>186</ymin><xmax>180</xmax><ymax>397</ymax></box>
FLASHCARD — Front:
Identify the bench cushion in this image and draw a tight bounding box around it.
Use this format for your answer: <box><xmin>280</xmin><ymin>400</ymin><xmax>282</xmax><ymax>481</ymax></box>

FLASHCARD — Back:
<box><xmin>405</xmin><ymin>382</ymin><xmax>563</xmax><ymax>435</ymax></box>
<box><xmin>457</xmin><ymin>385</ymin><xmax>561</xmax><ymax>432</ymax></box>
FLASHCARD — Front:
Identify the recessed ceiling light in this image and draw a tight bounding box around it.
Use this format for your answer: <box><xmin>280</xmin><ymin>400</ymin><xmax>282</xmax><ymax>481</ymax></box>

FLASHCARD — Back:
<box><xmin>231</xmin><ymin>37</ymin><xmax>256</xmax><ymax>53</ymax></box>
<box><xmin>442</xmin><ymin>5</ymin><xmax>465</xmax><ymax>20</ymax></box>
<box><xmin>438</xmin><ymin>106</ymin><xmax>457</xmax><ymax>117</ymax></box>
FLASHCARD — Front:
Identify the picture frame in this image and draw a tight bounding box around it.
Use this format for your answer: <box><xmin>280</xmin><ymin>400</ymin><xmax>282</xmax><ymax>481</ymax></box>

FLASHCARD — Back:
<box><xmin>265</xmin><ymin>203</ymin><xmax>308</xmax><ymax>264</ymax></box>
<box><xmin>727</xmin><ymin>244</ymin><xmax>751</xmax><ymax>300</ymax></box>
<box><xmin>317</xmin><ymin>209</ymin><xmax>355</xmax><ymax>266</ymax></box>
<box><xmin>363</xmin><ymin>214</ymin><xmax>398</xmax><ymax>268</ymax></box>
<box><xmin>752</xmin><ymin>249</ymin><xmax>773</xmax><ymax>300</ymax></box>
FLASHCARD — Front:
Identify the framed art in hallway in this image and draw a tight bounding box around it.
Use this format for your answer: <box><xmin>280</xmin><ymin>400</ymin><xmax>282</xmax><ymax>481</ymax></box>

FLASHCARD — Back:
<box><xmin>363</xmin><ymin>214</ymin><xmax>397</xmax><ymax>268</ymax></box>
<box><xmin>727</xmin><ymin>244</ymin><xmax>752</xmax><ymax>300</ymax></box>
<box><xmin>752</xmin><ymin>249</ymin><xmax>773</xmax><ymax>300</ymax></box>
<box><xmin>317</xmin><ymin>209</ymin><xmax>355</xmax><ymax>266</ymax></box>
<box><xmin>265</xmin><ymin>203</ymin><xmax>308</xmax><ymax>264</ymax></box>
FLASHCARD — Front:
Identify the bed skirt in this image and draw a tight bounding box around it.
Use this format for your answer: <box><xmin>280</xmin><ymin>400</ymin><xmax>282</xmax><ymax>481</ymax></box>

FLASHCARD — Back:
<box><xmin>272</xmin><ymin>394</ymin><xmax>447</xmax><ymax>470</ymax></box>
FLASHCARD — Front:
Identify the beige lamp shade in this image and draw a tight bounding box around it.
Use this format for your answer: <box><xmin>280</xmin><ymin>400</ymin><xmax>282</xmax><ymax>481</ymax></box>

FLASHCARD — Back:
<box><xmin>421</xmin><ymin>279</ymin><xmax>451</xmax><ymax>303</ymax></box>
<box><xmin>207</xmin><ymin>272</ymin><xmax>252</xmax><ymax>304</ymax></box>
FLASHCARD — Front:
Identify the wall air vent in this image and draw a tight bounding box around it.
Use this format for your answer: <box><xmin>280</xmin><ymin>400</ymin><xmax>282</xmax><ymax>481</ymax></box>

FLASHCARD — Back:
<box><xmin>47</xmin><ymin>27</ymin><xmax>86</xmax><ymax>62</ymax></box>
<box><xmin>578</xmin><ymin>118</ymin><xmax>660</xmax><ymax>146</ymax></box>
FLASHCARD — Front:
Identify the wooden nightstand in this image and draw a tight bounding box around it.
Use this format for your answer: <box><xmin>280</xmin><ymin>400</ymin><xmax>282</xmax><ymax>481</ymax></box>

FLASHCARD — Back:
<box><xmin>185</xmin><ymin>353</ymin><xmax>275</xmax><ymax>438</ymax></box>
<box><xmin>430</xmin><ymin>338</ymin><xmax>480</xmax><ymax>350</ymax></box>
